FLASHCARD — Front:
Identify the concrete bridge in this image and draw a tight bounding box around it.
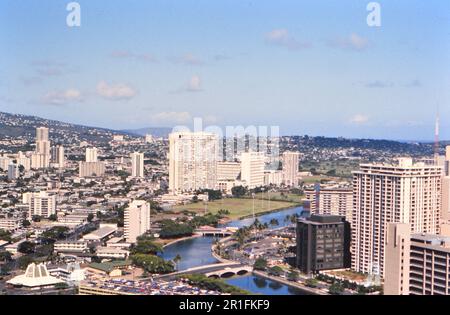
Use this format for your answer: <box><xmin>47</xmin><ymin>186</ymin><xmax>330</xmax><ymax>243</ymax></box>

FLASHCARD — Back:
<box><xmin>194</xmin><ymin>227</ymin><xmax>235</xmax><ymax>237</ymax></box>
<box><xmin>152</xmin><ymin>262</ymin><xmax>252</xmax><ymax>281</ymax></box>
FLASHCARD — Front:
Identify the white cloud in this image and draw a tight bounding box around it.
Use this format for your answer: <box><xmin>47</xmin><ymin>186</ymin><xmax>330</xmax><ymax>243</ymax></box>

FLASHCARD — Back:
<box><xmin>265</xmin><ymin>29</ymin><xmax>310</xmax><ymax>51</ymax></box>
<box><xmin>169</xmin><ymin>53</ymin><xmax>204</xmax><ymax>65</ymax></box>
<box><xmin>111</xmin><ymin>51</ymin><xmax>157</xmax><ymax>62</ymax></box>
<box><xmin>187</xmin><ymin>75</ymin><xmax>202</xmax><ymax>92</ymax></box>
<box><xmin>330</xmin><ymin>33</ymin><xmax>369</xmax><ymax>51</ymax></box>
<box><xmin>41</xmin><ymin>89</ymin><xmax>83</xmax><ymax>105</ymax></box>
<box><xmin>152</xmin><ymin>111</ymin><xmax>192</xmax><ymax>124</ymax></box>
<box><xmin>349</xmin><ymin>114</ymin><xmax>369</xmax><ymax>125</ymax></box>
<box><xmin>96</xmin><ymin>81</ymin><xmax>137</xmax><ymax>101</ymax></box>
<box><xmin>170</xmin><ymin>75</ymin><xmax>203</xmax><ymax>94</ymax></box>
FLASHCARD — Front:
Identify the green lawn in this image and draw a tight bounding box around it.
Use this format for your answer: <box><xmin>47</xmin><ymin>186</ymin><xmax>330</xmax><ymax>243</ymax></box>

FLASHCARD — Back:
<box><xmin>170</xmin><ymin>198</ymin><xmax>300</xmax><ymax>220</ymax></box>
<box><xmin>253</xmin><ymin>192</ymin><xmax>305</xmax><ymax>203</ymax></box>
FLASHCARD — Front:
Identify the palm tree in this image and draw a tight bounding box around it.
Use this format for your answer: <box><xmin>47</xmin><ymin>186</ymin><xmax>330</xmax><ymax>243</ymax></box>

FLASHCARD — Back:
<box><xmin>173</xmin><ymin>254</ymin><xmax>182</xmax><ymax>270</ymax></box>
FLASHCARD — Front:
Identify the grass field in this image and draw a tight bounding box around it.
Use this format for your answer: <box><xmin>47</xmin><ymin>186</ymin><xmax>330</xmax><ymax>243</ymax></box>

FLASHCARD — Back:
<box><xmin>170</xmin><ymin>198</ymin><xmax>300</xmax><ymax>220</ymax></box>
<box><xmin>253</xmin><ymin>192</ymin><xmax>305</xmax><ymax>203</ymax></box>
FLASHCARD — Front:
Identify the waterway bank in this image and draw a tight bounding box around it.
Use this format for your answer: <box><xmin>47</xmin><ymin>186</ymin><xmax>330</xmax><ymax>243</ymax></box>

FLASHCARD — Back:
<box><xmin>237</xmin><ymin>203</ymin><xmax>302</xmax><ymax>220</ymax></box>
<box><xmin>252</xmin><ymin>270</ymin><xmax>326</xmax><ymax>295</ymax></box>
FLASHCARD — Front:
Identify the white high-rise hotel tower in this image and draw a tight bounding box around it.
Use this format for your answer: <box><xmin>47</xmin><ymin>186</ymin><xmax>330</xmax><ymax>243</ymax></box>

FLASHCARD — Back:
<box><xmin>31</xmin><ymin>127</ymin><xmax>51</xmax><ymax>169</ymax></box>
<box><xmin>124</xmin><ymin>200</ymin><xmax>151</xmax><ymax>243</ymax></box>
<box><xmin>352</xmin><ymin>158</ymin><xmax>442</xmax><ymax>277</ymax></box>
<box><xmin>169</xmin><ymin>132</ymin><xmax>218</xmax><ymax>193</ymax></box>
<box><xmin>131</xmin><ymin>152</ymin><xmax>144</xmax><ymax>178</ymax></box>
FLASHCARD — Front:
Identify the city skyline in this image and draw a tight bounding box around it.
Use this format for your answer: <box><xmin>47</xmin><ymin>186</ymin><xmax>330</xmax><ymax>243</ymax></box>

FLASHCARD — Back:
<box><xmin>1</xmin><ymin>0</ymin><xmax>449</xmax><ymax>141</ymax></box>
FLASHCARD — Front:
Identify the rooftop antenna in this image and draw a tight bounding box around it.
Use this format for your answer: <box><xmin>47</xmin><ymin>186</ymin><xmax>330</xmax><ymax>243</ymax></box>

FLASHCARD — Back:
<box><xmin>434</xmin><ymin>106</ymin><xmax>440</xmax><ymax>163</ymax></box>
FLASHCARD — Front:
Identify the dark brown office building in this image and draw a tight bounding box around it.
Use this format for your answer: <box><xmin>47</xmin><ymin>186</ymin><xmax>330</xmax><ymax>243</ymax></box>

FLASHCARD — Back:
<box><xmin>296</xmin><ymin>214</ymin><xmax>351</xmax><ymax>274</ymax></box>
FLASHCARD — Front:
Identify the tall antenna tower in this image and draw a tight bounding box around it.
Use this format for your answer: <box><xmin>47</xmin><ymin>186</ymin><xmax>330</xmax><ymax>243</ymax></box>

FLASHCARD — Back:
<box><xmin>434</xmin><ymin>108</ymin><xmax>440</xmax><ymax>163</ymax></box>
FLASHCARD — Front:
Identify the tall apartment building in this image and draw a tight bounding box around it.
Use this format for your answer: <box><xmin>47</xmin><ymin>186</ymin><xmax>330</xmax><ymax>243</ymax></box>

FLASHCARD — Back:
<box><xmin>130</xmin><ymin>152</ymin><xmax>144</xmax><ymax>178</ymax></box>
<box><xmin>385</xmin><ymin>223</ymin><xmax>450</xmax><ymax>295</ymax></box>
<box><xmin>442</xmin><ymin>146</ymin><xmax>450</xmax><ymax>224</ymax></box>
<box><xmin>85</xmin><ymin>147</ymin><xmax>98</xmax><ymax>163</ymax></box>
<box><xmin>51</xmin><ymin>145</ymin><xmax>65</xmax><ymax>168</ymax></box>
<box><xmin>16</xmin><ymin>151</ymin><xmax>31</xmax><ymax>171</ymax></box>
<box><xmin>240</xmin><ymin>151</ymin><xmax>265</xmax><ymax>189</ymax></box>
<box><xmin>352</xmin><ymin>158</ymin><xmax>442</xmax><ymax>277</ymax></box>
<box><xmin>282</xmin><ymin>151</ymin><xmax>300</xmax><ymax>187</ymax></box>
<box><xmin>32</xmin><ymin>127</ymin><xmax>51</xmax><ymax>169</ymax></box>
<box><xmin>296</xmin><ymin>214</ymin><xmax>351</xmax><ymax>274</ymax></box>
<box><xmin>78</xmin><ymin>161</ymin><xmax>105</xmax><ymax>178</ymax></box>
<box><xmin>29</xmin><ymin>191</ymin><xmax>56</xmax><ymax>218</ymax></box>
<box><xmin>36</xmin><ymin>127</ymin><xmax>50</xmax><ymax>155</ymax></box>
<box><xmin>0</xmin><ymin>156</ymin><xmax>11</xmax><ymax>171</ymax></box>
<box><xmin>124</xmin><ymin>200</ymin><xmax>151</xmax><ymax>243</ymax></box>
<box><xmin>7</xmin><ymin>164</ymin><xmax>19</xmax><ymax>180</ymax></box>
<box><xmin>168</xmin><ymin>132</ymin><xmax>218</xmax><ymax>193</ymax></box>
<box><xmin>264</xmin><ymin>170</ymin><xmax>283</xmax><ymax>186</ymax></box>
<box><xmin>305</xmin><ymin>186</ymin><xmax>353</xmax><ymax>223</ymax></box>
<box><xmin>31</xmin><ymin>153</ymin><xmax>50</xmax><ymax>169</ymax></box>
<box><xmin>217</xmin><ymin>161</ymin><xmax>241</xmax><ymax>181</ymax></box>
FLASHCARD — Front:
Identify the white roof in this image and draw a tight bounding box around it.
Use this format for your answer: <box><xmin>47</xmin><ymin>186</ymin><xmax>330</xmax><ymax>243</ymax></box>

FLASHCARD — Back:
<box><xmin>7</xmin><ymin>263</ymin><xmax>65</xmax><ymax>287</ymax></box>
<box><xmin>82</xmin><ymin>226</ymin><xmax>117</xmax><ymax>240</ymax></box>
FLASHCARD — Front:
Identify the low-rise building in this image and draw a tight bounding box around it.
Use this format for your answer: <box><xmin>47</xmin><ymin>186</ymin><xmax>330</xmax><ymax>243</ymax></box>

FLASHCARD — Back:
<box><xmin>54</xmin><ymin>241</ymin><xmax>88</xmax><ymax>253</ymax></box>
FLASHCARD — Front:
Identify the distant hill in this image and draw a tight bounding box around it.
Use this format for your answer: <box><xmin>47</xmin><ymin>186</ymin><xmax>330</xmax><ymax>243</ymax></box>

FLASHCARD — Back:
<box><xmin>122</xmin><ymin>127</ymin><xmax>172</xmax><ymax>138</ymax></box>
<box><xmin>0</xmin><ymin>111</ymin><xmax>136</xmax><ymax>145</ymax></box>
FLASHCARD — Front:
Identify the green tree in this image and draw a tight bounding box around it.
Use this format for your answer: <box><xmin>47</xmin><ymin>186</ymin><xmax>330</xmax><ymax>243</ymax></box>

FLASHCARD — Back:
<box><xmin>305</xmin><ymin>278</ymin><xmax>318</xmax><ymax>288</ymax></box>
<box><xmin>268</xmin><ymin>266</ymin><xmax>284</xmax><ymax>277</ymax></box>
<box><xmin>287</xmin><ymin>270</ymin><xmax>299</xmax><ymax>282</ymax></box>
<box><xmin>48</xmin><ymin>214</ymin><xmax>58</xmax><ymax>221</ymax></box>
<box><xmin>87</xmin><ymin>213</ymin><xmax>94</xmax><ymax>222</ymax></box>
<box><xmin>253</xmin><ymin>258</ymin><xmax>268</xmax><ymax>271</ymax></box>
<box><xmin>22</xmin><ymin>219</ymin><xmax>31</xmax><ymax>228</ymax></box>
<box><xmin>130</xmin><ymin>254</ymin><xmax>174</xmax><ymax>274</ymax></box>
<box><xmin>329</xmin><ymin>282</ymin><xmax>344</xmax><ymax>295</ymax></box>
<box><xmin>231</xmin><ymin>185</ymin><xmax>247</xmax><ymax>198</ymax></box>
<box><xmin>173</xmin><ymin>254</ymin><xmax>182</xmax><ymax>270</ymax></box>
<box><xmin>18</xmin><ymin>241</ymin><xmax>35</xmax><ymax>254</ymax></box>
<box><xmin>159</xmin><ymin>220</ymin><xmax>193</xmax><ymax>239</ymax></box>
<box><xmin>132</xmin><ymin>237</ymin><xmax>163</xmax><ymax>255</ymax></box>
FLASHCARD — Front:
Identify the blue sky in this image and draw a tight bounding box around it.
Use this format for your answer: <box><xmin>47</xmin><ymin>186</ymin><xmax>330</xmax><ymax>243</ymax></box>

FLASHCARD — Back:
<box><xmin>0</xmin><ymin>0</ymin><xmax>449</xmax><ymax>141</ymax></box>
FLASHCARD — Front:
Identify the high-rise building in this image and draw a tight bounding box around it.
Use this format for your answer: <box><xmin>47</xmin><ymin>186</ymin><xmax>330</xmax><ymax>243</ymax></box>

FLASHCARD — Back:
<box><xmin>51</xmin><ymin>145</ymin><xmax>65</xmax><ymax>168</ymax></box>
<box><xmin>385</xmin><ymin>223</ymin><xmax>450</xmax><ymax>295</ymax></box>
<box><xmin>217</xmin><ymin>161</ymin><xmax>241</xmax><ymax>181</ymax></box>
<box><xmin>7</xmin><ymin>164</ymin><xmax>19</xmax><ymax>180</ymax></box>
<box><xmin>240</xmin><ymin>151</ymin><xmax>265</xmax><ymax>189</ymax></box>
<box><xmin>16</xmin><ymin>151</ymin><xmax>30</xmax><ymax>171</ymax></box>
<box><xmin>144</xmin><ymin>134</ymin><xmax>153</xmax><ymax>143</ymax></box>
<box><xmin>29</xmin><ymin>191</ymin><xmax>56</xmax><ymax>218</ymax></box>
<box><xmin>36</xmin><ymin>127</ymin><xmax>50</xmax><ymax>155</ymax></box>
<box><xmin>31</xmin><ymin>153</ymin><xmax>50</xmax><ymax>169</ymax></box>
<box><xmin>85</xmin><ymin>147</ymin><xmax>98</xmax><ymax>163</ymax></box>
<box><xmin>296</xmin><ymin>214</ymin><xmax>351</xmax><ymax>274</ymax></box>
<box><xmin>440</xmin><ymin>146</ymin><xmax>450</xmax><ymax>234</ymax></box>
<box><xmin>168</xmin><ymin>132</ymin><xmax>218</xmax><ymax>193</ymax></box>
<box><xmin>0</xmin><ymin>156</ymin><xmax>11</xmax><ymax>171</ymax></box>
<box><xmin>263</xmin><ymin>170</ymin><xmax>283</xmax><ymax>186</ymax></box>
<box><xmin>33</xmin><ymin>127</ymin><xmax>50</xmax><ymax>169</ymax></box>
<box><xmin>78</xmin><ymin>161</ymin><xmax>105</xmax><ymax>178</ymax></box>
<box><xmin>352</xmin><ymin>158</ymin><xmax>442</xmax><ymax>277</ymax></box>
<box><xmin>124</xmin><ymin>200</ymin><xmax>151</xmax><ymax>243</ymax></box>
<box><xmin>305</xmin><ymin>186</ymin><xmax>353</xmax><ymax>223</ymax></box>
<box><xmin>130</xmin><ymin>152</ymin><xmax>144</xmax><ymax>178</ymax></box>
<box><xmin>282</xmin><ymin>151</ymin><xmax>300</xmax><ymax>187</ymax></box>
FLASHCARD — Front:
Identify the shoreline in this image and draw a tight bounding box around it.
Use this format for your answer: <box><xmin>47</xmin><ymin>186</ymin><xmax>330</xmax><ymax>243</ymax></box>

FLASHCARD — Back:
<box><xmin>252</xmin><ymin>270</ymin><xmax>326</xmax><ymax>295</ymax></box>
<box><xmin>161</xmin><ymin>234</ymin><xmax>202</xmax><ymax>249</ymax></box>
<box><xmin>236</xmin><ymin>203</ymin><xmax>302</xmax><ymax>220</ymax></box>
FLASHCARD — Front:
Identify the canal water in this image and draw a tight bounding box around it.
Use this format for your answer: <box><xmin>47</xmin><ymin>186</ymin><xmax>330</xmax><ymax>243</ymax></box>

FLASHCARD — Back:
<box><xmin>161</xmin><ymin>206</ymin><xmax>306</xmax><ymax>295</ymax></box>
